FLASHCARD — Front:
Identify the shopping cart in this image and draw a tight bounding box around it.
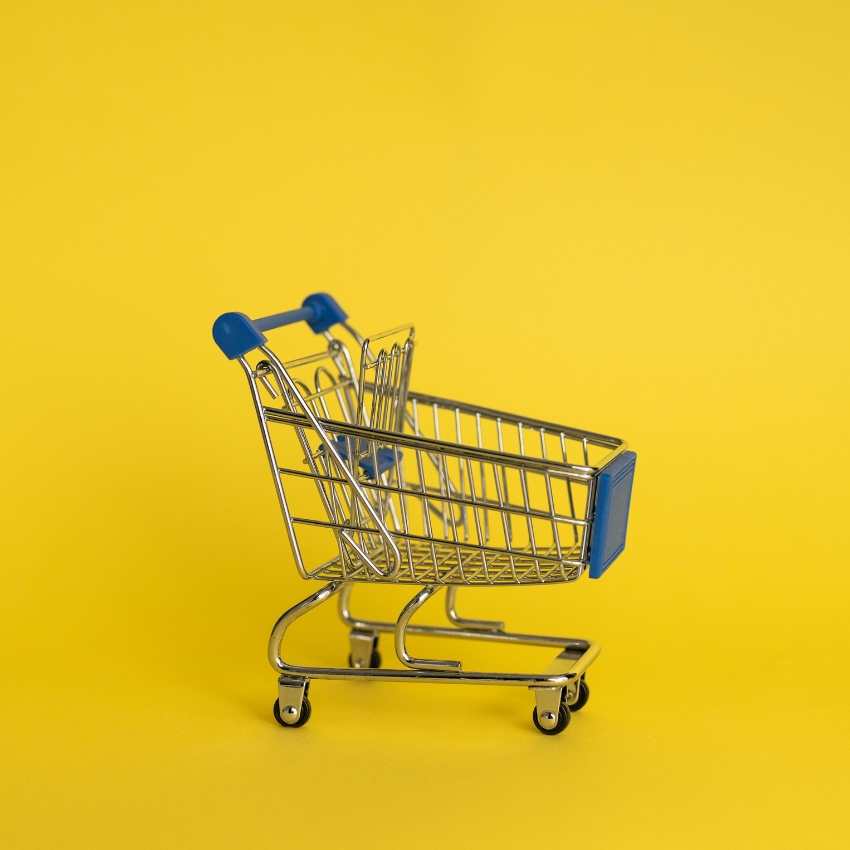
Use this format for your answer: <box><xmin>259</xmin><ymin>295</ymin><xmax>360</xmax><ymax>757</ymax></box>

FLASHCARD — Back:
<box><xmin>213</xmin><ymin>293</ymin><xmax>636</xmax><ymax>735</ymax></box>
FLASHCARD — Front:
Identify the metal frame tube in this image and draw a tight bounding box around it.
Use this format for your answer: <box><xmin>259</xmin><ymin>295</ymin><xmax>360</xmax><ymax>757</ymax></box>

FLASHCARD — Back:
<box><xmin>267</xmin><ymin>581</ymin><xmax>600</xmax><ymax>691</ymax></box>
<box><xmin>445</xmin><ymin>586</ymin><xmax>505</xmax><ymax>631</ymax></box>
<box><xmin>394</xmin><ymin>586</ymin><xmax>462</xmax><ymax>672</ymax></box>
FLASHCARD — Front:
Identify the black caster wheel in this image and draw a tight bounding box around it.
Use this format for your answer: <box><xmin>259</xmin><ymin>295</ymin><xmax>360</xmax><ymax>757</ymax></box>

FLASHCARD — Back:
<box><xmin>348</xmin><ymin>650</ymin><xmax>381</xmax><ymax>669</ymax></box>
<box><xmin>532</xmin><ymin>703</ymin><xmax>571</xmax><ymax>735</ymax></box>
<box><xmin>273</xmin><ymin>696</ymin><xmax>312</xmax><ymax>728</ymax></box>
<box><xmin>348</xmin><ymin>637</ymin><xmax>381</xmax><ymax>669</ymax></box>
<box><xmin>569</xmin><ymin>678</ymin><xmax>590</xmax><ymax>712</ymax></box>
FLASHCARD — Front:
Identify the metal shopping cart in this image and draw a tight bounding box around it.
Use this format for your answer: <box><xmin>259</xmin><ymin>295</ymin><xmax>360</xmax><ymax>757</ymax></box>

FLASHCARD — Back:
<box><xmin>212</xmin><ymin>293</ymin><xmax>637</xmax><ymax>735</ymax></box>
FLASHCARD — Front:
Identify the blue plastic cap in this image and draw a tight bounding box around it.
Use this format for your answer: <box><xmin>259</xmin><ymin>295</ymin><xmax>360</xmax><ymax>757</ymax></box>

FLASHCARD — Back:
<box><xmin>302</xmin><ymin>293</ymin><xmax>348</xmax><ymax>334</ymax></box>
<box><xmin>321</xmin><ymin>436</ymin><xmax>402</xmax><ymax>479</ymax></box>
<box><xmin>589</xmin><ymin>451</ymin><xmax>637</xmax><ymax>579</ymax></box>
<box><xmin>212</xmin><ymin>312</ymin><xmax>268</xmax><ymax>360</ymax></box>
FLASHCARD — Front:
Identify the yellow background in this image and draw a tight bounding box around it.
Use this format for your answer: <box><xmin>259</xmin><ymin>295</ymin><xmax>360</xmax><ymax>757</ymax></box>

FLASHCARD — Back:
<box><xmin>2</xmin><ymin>2</ymin><xmax>849</xmax><ymax>847</ymax></box>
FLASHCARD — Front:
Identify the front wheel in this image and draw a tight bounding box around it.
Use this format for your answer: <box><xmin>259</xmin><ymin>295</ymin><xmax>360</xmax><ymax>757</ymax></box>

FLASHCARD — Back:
<box><xmin>273</xmin><ymin>697</ymin><xmax>312</xmax><ymax>728</ymax></box>
<box><xmin>532</xmin><ymin>703</ymin><xmax>571</xmax><ymax>735</ymax></box>
<box><xmin>568</xmin><ymin>679</ymin><xmax>590</xmax><ymax>712</ymax></box>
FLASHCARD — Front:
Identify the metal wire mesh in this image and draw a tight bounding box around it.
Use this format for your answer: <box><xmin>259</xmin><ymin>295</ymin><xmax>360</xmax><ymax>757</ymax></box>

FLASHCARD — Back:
<box><xmin>240</xmin><ymin>328</ymin><xmax>626</xmax><ymax>586</ymax></box>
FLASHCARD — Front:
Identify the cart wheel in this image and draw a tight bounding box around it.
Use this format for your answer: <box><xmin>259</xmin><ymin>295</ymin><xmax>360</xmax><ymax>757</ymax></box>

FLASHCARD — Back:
<box><xmin>532</xmin><ymin>703</ymin><xmax>570</xmax><ymax>736</ymax></box>
<box><xmin>348</xmin><ymin>650</ymin><xmax>381</xmax><ymax>669</ymax></box>
<box><xmin>273</xmin><ymin>696</ymin><xmax>312</xmax><ymax>728</ymax></box>
<box><xmin>570</xmin><ymin>679</ymin><xmax>590</xmax><ymax>712</ymax></box>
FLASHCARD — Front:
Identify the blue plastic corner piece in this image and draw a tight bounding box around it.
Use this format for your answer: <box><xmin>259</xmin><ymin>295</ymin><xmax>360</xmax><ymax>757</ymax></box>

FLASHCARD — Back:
<box><xmin>322</xmin><ymin>436</ymin><xmax>402</xmax><ymax>479</ymax></box>
<box><xmin>213</xmin><ymin>312</ymin><xmax>267</xmax><ymax>360</ymax></box>
<box><xmin>589</xmin><ymin>451</ymin><xmax>637</xmax><ymax>579</ymax></box>
<box><xmin>359</xmin><ymin>447</ymin><xmax>402</xmax><ymax>479</ymax></box>
<box><xmin>302</xmin><ymin>293</ymin><xmax>348</xmax><ymax>334</ymax></box>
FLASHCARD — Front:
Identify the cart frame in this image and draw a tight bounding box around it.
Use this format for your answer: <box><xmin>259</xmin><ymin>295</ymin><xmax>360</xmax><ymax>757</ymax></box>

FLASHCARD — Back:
<box><xmin>212</xmin><ymin>294</ymin><xmax>636</xmax><ymax>734</ymax></box>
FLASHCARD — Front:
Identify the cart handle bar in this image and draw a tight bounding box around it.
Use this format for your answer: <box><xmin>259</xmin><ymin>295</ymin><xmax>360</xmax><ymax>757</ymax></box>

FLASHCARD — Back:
<box><xmin>213</xmin><ymin>293</ymin><xmax>348</xmax><ymax>360</ymax></box>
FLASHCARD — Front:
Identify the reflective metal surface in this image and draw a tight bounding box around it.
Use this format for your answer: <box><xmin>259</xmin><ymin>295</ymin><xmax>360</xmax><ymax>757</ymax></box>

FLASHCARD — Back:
<box><xmin>227</xmin><ymin>317</ymin><xmax>618</xmax><ymax>732</ymax></box>
<box><xmin>268</xmin><ymin>580</ymin><xmax>600</xmax><ymax>691</ymax></box>
<box><xmin>238</xmin><ymin>322</ymin><xmax>627</xmax><ymax>587</ymax></box>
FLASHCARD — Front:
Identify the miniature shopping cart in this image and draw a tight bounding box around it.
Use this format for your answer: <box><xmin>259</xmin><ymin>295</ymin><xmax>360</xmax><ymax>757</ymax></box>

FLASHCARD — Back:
<box><xmin>212</xmin><ymin>293</ymin><xmax>636</xmax><ymax>735</ymax></box>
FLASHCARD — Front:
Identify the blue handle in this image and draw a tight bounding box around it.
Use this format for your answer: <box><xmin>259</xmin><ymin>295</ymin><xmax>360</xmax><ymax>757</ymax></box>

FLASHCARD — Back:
<box><xmin>213</xmin><ymin>293</ymin><xmax>348</xmax><ymax>359</ymax></box>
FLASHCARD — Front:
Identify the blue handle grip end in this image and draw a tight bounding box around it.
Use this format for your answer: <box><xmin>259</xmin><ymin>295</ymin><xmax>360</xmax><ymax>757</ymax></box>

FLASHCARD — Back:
<box><xmin>302</xmin><ymin>293</ymin><xmax>348</xmax><ymax>334</ymax></box>
<box><xmin>213</xmin><ymin>312</ymin><xmax>267</xmax><ymax>360</ymax></box>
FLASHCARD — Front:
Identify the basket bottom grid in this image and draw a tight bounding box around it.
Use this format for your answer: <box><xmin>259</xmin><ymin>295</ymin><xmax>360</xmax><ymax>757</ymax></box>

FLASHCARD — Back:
<box><xmin>307</xmin><ymin>538</ymin><xmax>585</xmax><ymax>586</ymax></box>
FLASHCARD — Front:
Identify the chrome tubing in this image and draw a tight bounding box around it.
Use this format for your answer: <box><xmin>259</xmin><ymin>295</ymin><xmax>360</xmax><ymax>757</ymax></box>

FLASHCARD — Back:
<box><xmin>394</xmin><ymin>586</ymin><xmax>462</xmax><ymax>672</ymax></box>
<box><xmin>268</xmin><ymin>581</ymin><xmax>600</xmax><ymax>689</ymax></box>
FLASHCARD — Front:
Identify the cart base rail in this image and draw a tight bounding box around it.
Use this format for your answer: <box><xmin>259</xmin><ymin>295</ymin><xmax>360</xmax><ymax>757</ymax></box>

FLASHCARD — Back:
<box><xmin>267</xmin><ymin>580</ymin><xmax>600</xmax><ymax>735</ymax></box>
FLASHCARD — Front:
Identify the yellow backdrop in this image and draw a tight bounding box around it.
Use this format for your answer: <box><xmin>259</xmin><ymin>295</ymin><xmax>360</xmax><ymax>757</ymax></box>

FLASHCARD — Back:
<box><xmin>2</xmin><ymin>2</ymin><xmax>848</xmax><ymax>847</ymax></box>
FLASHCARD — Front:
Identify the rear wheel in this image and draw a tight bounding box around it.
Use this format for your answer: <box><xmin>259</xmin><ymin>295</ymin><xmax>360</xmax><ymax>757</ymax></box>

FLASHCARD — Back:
<box><xmin>273</xmin><ymin>696</ymin><xmax>312</xmax><ymax>728</ymax></box>
<box><xmin>532</xmin><ymin>703</ymin><xmax>570</xmax><ymax>735</ymax></box>
<box><xmin>348</xmin><ymin>649</ymin><xmax>381</xmax><ymax>669</ymax></box>
<box><xmin>568</xmin><ymin>679</ymin><xmax>590</xmax><ymax>712</ymax></box>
